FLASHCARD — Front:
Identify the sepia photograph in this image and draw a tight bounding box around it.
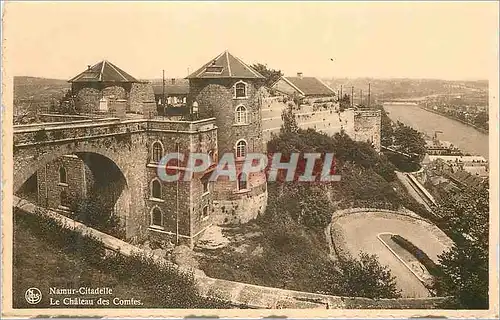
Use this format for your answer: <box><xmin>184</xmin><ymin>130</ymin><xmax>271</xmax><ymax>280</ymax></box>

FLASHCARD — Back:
<box><xmin>1</xmin><ymin>1</ymin><xmax>498</xmax><ymax>318</ymax></box>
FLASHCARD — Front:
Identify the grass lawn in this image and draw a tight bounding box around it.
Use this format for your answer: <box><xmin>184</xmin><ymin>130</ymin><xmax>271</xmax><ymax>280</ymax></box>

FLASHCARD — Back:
<box><xmin>13</xmin><ymin>216</ymin><xmax>164</xmax><ymax>308</ymax></box>
<box><xmin>12</xmin><ymin>213</ymin><xmax>232</xmax><ymax>309</ymax></box>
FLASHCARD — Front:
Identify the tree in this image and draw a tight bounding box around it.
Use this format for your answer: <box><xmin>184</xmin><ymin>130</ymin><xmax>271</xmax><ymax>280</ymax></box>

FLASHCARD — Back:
<box><xmin>280</xmin><ymin>105</ymin><xmax>299</xmax><ymax>134</ymax></box>
<box><xmin>435</xmin><ymin>188</ymin><xmax>489</xmax><ymax>309</ymax></box>
<box><xmin>318</xmin><ymin>252</ymin><xmax>401</xmax><ymax>299</ymax></box>
<box><xmin>339</xmin><ymin>93</ymin><xmax>351</xmax><ymax>111</ymax></box>
<box><xmin>71</xmin><ymin>194</ymin><xmax>123</xmax><ymax>238</ymax></box>
<box><xmin>268</xmin><ymin>128</ymin><xmax>396</xmax><ymax>182</ymax></box>
<box><xmin>379</xmin><ymin>107</ymin><xmax>394</xmax><ymax>146</ymax></box>
<box><xmin>393</xmin><ymin>121</ymin><xmax>426</xmax><ymax>158</ymax></box>
<box><xmin>251</xmin><ymin>63</ymin><xmax>283</xmax><ymax>88</ymax></box>
<box><xmin>473</xmin><ymin>112</ymin><xmax>488</xmax><ymax>130</ymax></box>
<box><xmin>261</xmin><ymin>184</ymin><xmax>401</xmax><ymax>298</ymax></box>
<box><xmin>276</xmin><ymin>184</ymin><xmax>333</xmax><ymax>229</ymax></box>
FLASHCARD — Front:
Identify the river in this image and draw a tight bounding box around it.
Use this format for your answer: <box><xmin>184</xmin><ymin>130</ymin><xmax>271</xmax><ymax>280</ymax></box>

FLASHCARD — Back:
<box><xmin>383</xmin><ymin>103</ymin><xmax>489</xmax><ymax>158</ymax></box>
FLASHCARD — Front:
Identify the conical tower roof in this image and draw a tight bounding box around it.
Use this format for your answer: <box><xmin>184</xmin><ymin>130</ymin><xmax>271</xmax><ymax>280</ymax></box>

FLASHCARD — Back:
<box><xmin>187</xmin><ymin>51</ymin><xmax>264</xmax><ymax>79</ymax></box>
<box><xmin>69</xmin><ymin>60</ymin><xmax>138</xmax><ymax>83</ymax></box>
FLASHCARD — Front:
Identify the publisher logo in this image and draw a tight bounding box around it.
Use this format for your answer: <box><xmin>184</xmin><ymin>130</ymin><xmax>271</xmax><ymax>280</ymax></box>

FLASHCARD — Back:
<box><xmin>25</xmin><ymin>288</ymin><xmax>42</xmax><ymax>305</ymax></box>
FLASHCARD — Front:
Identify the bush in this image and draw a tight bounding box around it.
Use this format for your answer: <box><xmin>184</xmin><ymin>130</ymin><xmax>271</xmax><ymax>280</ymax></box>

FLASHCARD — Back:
<box><xmin>317</xmin><ymin>252</ymin><xmax>402</xmax><ymax>299</ymax></box>
<box><xmin>273</xmin><ymin>184</ymin><xmax>333</xmax><ymax>229</ymax></box>
<box><xmin>100</xmin><ymin>253</ymin><xmax>208</xmax><ymax>308</ymax></box>
<box><xmin>71</xmin><ymin>195</ymin><xmax>124</xmax><ymax>239</ymax></box>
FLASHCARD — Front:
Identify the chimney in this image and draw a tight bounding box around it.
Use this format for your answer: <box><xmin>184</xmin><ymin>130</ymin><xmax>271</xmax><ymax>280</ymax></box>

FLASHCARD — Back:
<box><xmin>297</xmin><ymin>72</ymin><xmax>303</xmax><ymax>79</ymax></box>
<box><xmin>87</xmin><ymin>65</ymin><xmax>91</xmax><ymax>70</ymax></box>
<box><xmin>171</xmin><ymin>78</ymin><xmax>176</xmax><ymax>85</ymax></box>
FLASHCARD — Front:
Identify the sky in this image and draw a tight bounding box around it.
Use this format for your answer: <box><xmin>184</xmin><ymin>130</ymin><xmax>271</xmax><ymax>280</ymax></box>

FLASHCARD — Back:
<box><xmin>3</xmin><ymin>1</ymin><xmax>499</xmax><ymax>81</ymax></box>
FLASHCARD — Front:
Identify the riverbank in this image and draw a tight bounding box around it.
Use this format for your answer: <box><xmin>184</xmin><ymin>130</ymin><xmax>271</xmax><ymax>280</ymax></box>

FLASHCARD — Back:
<box><xmin>383</xmin><ymin>103</ymin><xmax>488</xmax><ymax>158</ymax></box>
<box><xmin>416</xmin><ymin>105</ymin><xmax>488</xmax><ymax>135</ymax></box>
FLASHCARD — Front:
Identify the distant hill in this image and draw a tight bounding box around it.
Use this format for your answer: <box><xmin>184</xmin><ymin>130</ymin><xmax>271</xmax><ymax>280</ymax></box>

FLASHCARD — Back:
<box><xmin>322</xmin><ymin>78</ymin><xmax>488</xmax><ymax>103</ymax></box>
<box><xmin>14</xmin><ymin>76</ymin><xmax>69</xmax><ymax>102</ymax></box>
<box><xmin>13</xmin><ymin>76</ymin><xmax>70</xmax><ymax>123</ymax></box>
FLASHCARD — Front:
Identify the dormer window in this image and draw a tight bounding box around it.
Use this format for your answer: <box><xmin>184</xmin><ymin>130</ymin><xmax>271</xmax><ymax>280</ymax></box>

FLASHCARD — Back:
<box><xmin>205</xmin><ymin>61</ymin><xmax>224</xmax><ymax>74</ymax></box>
<box><xmin>234</xmin><ymin>81</ymin><xmax>247</xmax><ymax>98</ymax></box>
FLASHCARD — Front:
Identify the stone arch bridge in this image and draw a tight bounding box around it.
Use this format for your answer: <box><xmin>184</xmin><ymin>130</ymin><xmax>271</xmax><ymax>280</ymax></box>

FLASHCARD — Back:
<box><xmin>13</xmin><ymin>117</ymin><xmax>217</xmax><ymax>241</ymax></box>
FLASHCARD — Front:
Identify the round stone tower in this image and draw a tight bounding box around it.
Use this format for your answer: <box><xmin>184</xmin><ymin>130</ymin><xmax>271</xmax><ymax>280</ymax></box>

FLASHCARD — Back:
<box><xmin>187</xmin><ymin>51</ymin><xmax>268</xmax><ymax>224</ymax></box>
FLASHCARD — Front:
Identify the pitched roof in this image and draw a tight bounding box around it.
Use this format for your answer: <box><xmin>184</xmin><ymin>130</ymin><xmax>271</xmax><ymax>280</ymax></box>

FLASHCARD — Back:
<box><xmin>69</xmin><ymin>60</ymin><xmax>138</xmax><ymax>83</ymax></box>
<box><xmin>450</xmin><ymin>170</ymin><xmax>485</xmax><ymax>189</ymax></box>
<box><xmin>279</xmin><ymin>76</ymin><xmax>336</xmax><ymax>96</ymax></box>
<box><xmin>152</xmin><ymin>82</ymin><xmax>189</xmax><ymax>96</ymax></box>
<box><xmin>187</xmin><ymin>51</ymin><xmax>264</xmax><ymax>79</ymax></box>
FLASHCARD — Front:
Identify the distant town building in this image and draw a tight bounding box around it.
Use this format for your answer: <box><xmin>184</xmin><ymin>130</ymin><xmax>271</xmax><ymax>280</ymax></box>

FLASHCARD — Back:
<box><xmin>271</xmin><ymin>73</ymin><xmax>336</xmax><ymax>99</ymax></box>
<box><xmin>425</xmin><ymin>139</ymin><xmax>463</xmax><ymax>155</ymax></box>
<box><xmin>152</xmin><ymin>79</ymin><xmax>189</xmax><ymax>109</ymax></box>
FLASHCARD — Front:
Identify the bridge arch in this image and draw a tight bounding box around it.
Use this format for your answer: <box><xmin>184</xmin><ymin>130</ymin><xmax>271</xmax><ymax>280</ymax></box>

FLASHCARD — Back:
<box><xmin>14</xmin><ymin>142</ymin><xmax>137</xmax><ymax>192</ymax></box>
<box><xmin>14</xmin><ymin>143</ymin><xmax>142</xmax><ymax>237</ymax></box>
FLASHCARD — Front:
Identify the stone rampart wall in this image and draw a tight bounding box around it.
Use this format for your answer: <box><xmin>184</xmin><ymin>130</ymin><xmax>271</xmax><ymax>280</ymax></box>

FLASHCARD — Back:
<box><xmin>261</xmin><ymin>100</ymin><xmax>381</xmax><ymax>151</ymax></box>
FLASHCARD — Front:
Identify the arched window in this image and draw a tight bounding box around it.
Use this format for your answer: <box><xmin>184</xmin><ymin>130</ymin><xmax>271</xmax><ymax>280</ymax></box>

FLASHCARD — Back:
<box><xmin>150</xmin><ymin>207</ymin><xmax>163</xmax><ymax>227</ymax></box>
<box><xmin>59</xmin><ymin>166</ymin><xmax>67</xmax><ymax>184</ymax></box>
<box><xmin>235</xmin><ymin>81</ymin><xmax>247</xmax><ymax>98</ymax></box>
<box><xmin>208</xmin><ymin>150</ymin><xmax>214</xmax><ymax>163</ymax></box>
<box><xmin>235</xmin><ymin>105</ymin><xmax>249</xmax><ymax>124</ymax></box>
<box><xmin>151</xmin><ymin>179</ymin><xmax>162</xmax><ymax>199</ymax></box>
<box><xmin>60</xmin><ymin>190</ymin><xmax>69</xmax><ymax>208</ymax></box>
<box><xmin>236</xmin><ymin>140</ymin><xmax>247</xmax><ymax>159</ymax></box>
<box><xmin>202</xmin><ymin>205</ymin><xmax>209</xmax><ymax>219</ymax></box>
<box><xmin>238</xmin><ymin>172</ymin><xmax>248</xmax><ymax>190</ymax></box>
<box><xmin>152</xmin><ymin>141</ymin><xmax>164</xmax><ymax>163</ymax></box>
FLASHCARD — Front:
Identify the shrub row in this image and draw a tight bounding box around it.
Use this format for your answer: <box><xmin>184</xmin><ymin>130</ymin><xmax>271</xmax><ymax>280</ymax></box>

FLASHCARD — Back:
<box><xmin>390</xmin><ymin>234</ymin><xmax>443</xmax><ymax>278</ymax></box>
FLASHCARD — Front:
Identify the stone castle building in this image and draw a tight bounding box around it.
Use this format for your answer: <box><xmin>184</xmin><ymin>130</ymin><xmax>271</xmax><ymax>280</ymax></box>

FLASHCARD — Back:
<box><xmin>24</xmin><ymin>51</ymin><xmax>380</xmax><ymax>247</ymax></box>
<box><xmin>69</xmin><ymin>60</ymin><xmax>156</xmax><ymax>115</ymax></box>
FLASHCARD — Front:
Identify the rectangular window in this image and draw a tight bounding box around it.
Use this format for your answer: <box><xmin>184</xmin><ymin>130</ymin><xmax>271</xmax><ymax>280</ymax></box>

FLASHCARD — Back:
<box><xmin>235</xmin><ymin>83</ymin><xmax>247</xmax><ymax>98</ymax></box>
<box><xmin>202</xmin><ymin>178</ymin><xmax>209</xmax><ymax>194</ymax></box>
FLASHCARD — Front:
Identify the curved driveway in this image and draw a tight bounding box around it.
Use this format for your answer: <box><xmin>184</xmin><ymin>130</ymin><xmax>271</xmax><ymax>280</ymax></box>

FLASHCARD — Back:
<box><xmin>332</xmin><ymin>211</ymin><xmax>453</xmax><ymax>298</ymax></box>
